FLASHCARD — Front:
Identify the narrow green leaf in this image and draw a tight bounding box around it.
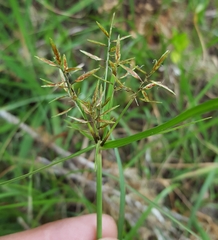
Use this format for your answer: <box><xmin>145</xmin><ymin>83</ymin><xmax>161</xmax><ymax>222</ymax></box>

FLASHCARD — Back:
<box><xmin>49</xmin><ymin>95</ymin><xmax>67</xmax><ymax>103</ymax></box>
<box><xmin>40</xmin><ymin>78</ymin><xmax>54</xmax><ymax>84</ymax></box>
<box><xmin>158</xmin><ymin>117</ymin><xmax>212</xmax><ymax>134</ymax></box>
<box><xmin>172</xmin><ymin>164</ymin><xmax>218</xmax><ymax>181</ymax></box>
<box><xmin>103</xmin><ymin>98</ymin><xmax>218</xmax><ymax>149</ymax></box>
<box><xmin>0</xmin><ymin>145</ymin><xmax>96</xmax><ymax>186</ymax></box>
<box><xmin>52</xmin><ymin>107</ymin><xmax>73</xmax><ymax>117</ymax></box>
<box><xmin>99</xmin><ymin>105</ymin><xmax>119</xmax><ymax>117</ymax></box>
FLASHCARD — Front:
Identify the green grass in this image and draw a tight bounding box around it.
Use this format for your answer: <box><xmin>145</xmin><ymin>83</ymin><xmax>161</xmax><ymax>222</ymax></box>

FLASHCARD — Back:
<box><xmin>1</xmin><ymin>0</ymin><xmax>218</xmax><ymax>239</ymax></box>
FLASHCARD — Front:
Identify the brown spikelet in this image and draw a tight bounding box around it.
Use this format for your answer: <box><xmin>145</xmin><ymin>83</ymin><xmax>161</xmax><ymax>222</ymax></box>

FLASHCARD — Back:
<box><xmin>87</xmin><ymin>39</ymin><xmax>107</xmax><ymax>47</ymax></box>
<box><xmin>35</xmin><ymin>56</ymin><xmax>58</xmax><ymax>67</ymax></box>
<box><xmin>75</xmin><ymin>68</ymin><xmax>100</xmax><ymax>82</ymax></box>
<box><xmin>120</xmin><ymin>64</ymin><xmax>142</xmax><ymax>82</ymax></box>
<box><xmin>109</xmin><ymin>60</ymin><xmax>117</xmax><ymax>76</ymax></box>
<box><xmin>68</xmin><ymin>116</ymin><xmax>90</xmax><ymax>124</ymax></box>
<box><xmin>149</xmin><ymin>81</ymin><xmax>176</xmax><ymax>95</ymax></box>
<box><xmin>80</xmin><ymin>50</ymin><xmax>102</xmax><ymax>61</ymax></box>
<box><xmin>63</xmin><ymin>54</ymin><xmax>68</xmax><ymax>70</ymax></box>
<box><xmin>141</xmin><ymin>90</ymin><xmax>150</xmax><ymax>102</ymax></box>
<box><xmin>150</xmin><ymin>50</ymin><xmax>170</xmax><ymax>75</ymax></box>
<box><xmin>65</xmin><ymin>67</ymin><xmax>82</xmax><ymax>73</ymax></box>
<box><xmin>96</xmin><ymin>21</ymin><xmax>109</xmax><ymax>38</ymax></box>
<box><xmin>115</xmin><ymin>35</ymin><xmax>121</xmax><ymax>63</ymax></box>
<box><xmin>143</xmin><ymin>82</ymin><xmax>156</xmax><ymax>90</ymax></box>
<box><xmin>49</xmin><ymin>38</ymin><xmax>61</xmax><ymax>65</ymax></box>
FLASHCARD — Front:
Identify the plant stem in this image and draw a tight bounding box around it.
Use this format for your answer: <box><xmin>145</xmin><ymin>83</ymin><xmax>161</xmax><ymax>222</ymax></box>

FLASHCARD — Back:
<box><xmin>96</xmin><ymin>141</ymin><xmax>103</xmax><ymax>239</ymax></box>
<box><xmin>103</xmin><ymin>13</ymin><xmax>115</xmax><ymax>97</ymax></box>
<box><xmin>111</xmin><ymin>134</ymin><xmax>126</xmax><ymax>240</ymax></box>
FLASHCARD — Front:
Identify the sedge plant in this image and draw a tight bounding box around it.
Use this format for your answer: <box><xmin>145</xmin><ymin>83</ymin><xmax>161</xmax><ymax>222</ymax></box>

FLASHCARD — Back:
<box><xmin>36</xmin><ymin>14</ymin><xmax>176</xmax><ymax>239</ymax></box>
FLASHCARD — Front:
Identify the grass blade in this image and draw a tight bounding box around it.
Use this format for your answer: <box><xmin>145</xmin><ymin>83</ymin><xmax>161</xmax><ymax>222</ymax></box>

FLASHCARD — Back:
<box><xmin>0</xmin><ymin>145</ymin><xmax>95</xmax><ymax>186</ymax></box>
<box><xmin>103</xmin><ymin>98</ymin><xmax>218</xmax><ymax>149</ymax></box>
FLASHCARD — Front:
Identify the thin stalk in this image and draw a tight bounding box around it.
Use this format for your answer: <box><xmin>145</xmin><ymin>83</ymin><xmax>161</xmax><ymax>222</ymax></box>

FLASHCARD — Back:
<box><xmin>96</xmin><ymin>141</ymin><xmax>103</xmax><ymax>239</ymax></box>
<box><xmin>103</xmin><ymin>35</ymin><xmax>110</xmax><ymax>95</ymax></box>
<box><xmin>105</xmin><ymin>73</ymin><xmax>116</xmax><ymax>114</ymax></box>
<box><xmin>111</xmin><ymin>134</ymin><xmax>125</xmax><ymax>240</ymax></box>
<box><xmin>102</xmin><ymin>13</ymin><xmax>115</xmax><ymax>140</ymax></box>
<box><xmin>103</xmin><ymin>13</ymin><xmax>115</xmax><ymax>96</ymax></box>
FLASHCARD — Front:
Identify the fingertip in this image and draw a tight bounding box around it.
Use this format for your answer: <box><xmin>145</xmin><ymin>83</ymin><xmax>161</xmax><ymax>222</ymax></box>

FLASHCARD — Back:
<box><xmin>102</xmin><ymin>214</ymin><xmax>118</xmax><ymax>239</ymax></box>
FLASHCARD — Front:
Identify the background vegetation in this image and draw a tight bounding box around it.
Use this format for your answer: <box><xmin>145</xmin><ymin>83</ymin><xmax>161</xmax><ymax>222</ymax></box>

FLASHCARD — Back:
<box><xmin>0</xmin><ymin>0</ymin><xmax>218</xmax><ymax>239</ymax></box>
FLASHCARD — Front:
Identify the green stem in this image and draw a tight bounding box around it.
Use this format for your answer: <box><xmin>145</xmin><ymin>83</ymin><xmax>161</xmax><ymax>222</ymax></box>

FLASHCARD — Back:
<box><xmin>96</xmin><ymin>141</ymin><xmax>102</xmax><ymax>239</ymax></box>
<box><xmin>102</xmin><ymin>13</ymin><xmax>115</xmax><ymax>140</ymax></box>
<box><xmin>103</xmin><ymin>34</ymin><xmax>111</xmax><ymax>95</ymax></box>
<box><xmin>103</xmin><ymin>13</ymin><xmax>115</xmax><ymax>96</ymax></box>
<box><xmin>111</xmin><ymin>134</ymin><xmax>125</xmax><ymax>240</ymax></box>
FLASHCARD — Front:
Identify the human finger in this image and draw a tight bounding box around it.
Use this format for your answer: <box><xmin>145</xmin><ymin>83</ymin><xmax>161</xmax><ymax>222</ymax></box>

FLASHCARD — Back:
<box><xmin>0</xmin><ymin>214</ymin><xmax>117</xmax><ymax>240</ymax></box>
